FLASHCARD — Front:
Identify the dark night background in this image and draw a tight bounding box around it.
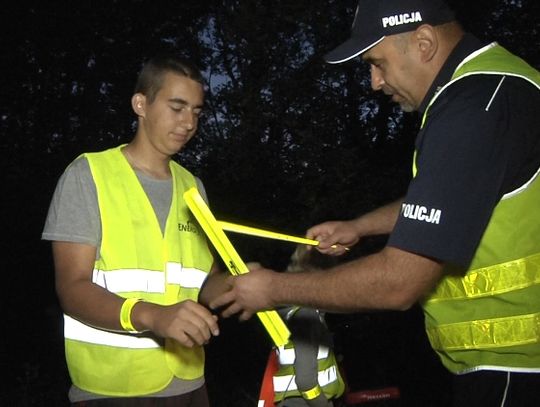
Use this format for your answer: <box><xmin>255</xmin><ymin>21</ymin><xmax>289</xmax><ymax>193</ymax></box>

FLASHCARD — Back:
<box><xmin>1</xmin><ymin>1</ymin><xmax>538</xmax><ymax>405</ymax></box>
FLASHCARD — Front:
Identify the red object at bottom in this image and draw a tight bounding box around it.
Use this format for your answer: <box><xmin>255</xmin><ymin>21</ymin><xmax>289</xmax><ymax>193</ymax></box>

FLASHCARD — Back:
<box><xmin>345</xmin><ymin>386</ymin><xmax>401</xmax><ymax>405</ymax></box>
<box><xmin>258</xmin><ymin>350</ymin><xmax>279</xmax><ymax>407</ymax></box>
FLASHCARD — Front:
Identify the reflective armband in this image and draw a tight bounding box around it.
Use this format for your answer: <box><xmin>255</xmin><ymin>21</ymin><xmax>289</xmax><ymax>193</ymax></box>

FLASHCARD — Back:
<box><xmin>120</xmin><ymin>298</ymin><xmax>142</xmax><ymax>333</ymax></box>
<box><xmin>302</xmin><ymin>385</ymin><xmax>322</xmax><ymax>400</ymax></box>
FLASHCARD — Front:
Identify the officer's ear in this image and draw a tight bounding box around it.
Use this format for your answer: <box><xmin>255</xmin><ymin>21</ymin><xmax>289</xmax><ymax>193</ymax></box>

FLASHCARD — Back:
<box><xmin>131</xmin><ymin>93</ymin><xmax>146</xmax><ymax>117</ymax></box>
<box><xmin>414</xmin><ymin>24</ymin><xmax>438</xmax><ymax>63</ymax></box>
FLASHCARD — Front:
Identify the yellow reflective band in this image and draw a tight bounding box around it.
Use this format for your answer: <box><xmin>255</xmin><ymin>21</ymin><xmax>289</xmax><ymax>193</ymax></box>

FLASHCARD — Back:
<box><xmin>427</xmin><ymin>312</ymin><xmax>540</xmax><ymax>351</ymax></box>
<box><xmin>302</xmin><ymin>385</ymin><xmax>322</xmax><ymax>400</ymax></box>
<box><xmin>218</xmin><ymin>221</ymin><xmax>320</xmax><ymax>246</ymax></box>
<box><xmin>218</xmin><ymin>220</ymin><xmax>348</xmax><ymax>250</ymax></box>
<box><xmin>427</xmin><ymin>253</ymin><xmax>540</xmax><ymax>302</ymax></box>
<box><xmin>183</xmin><ymin>188</ymin><xmax>290</xmax><ymax>346</ymax></box>
<box><xmin>119</xmin><ymin>298</ymin><xmax>142</xmax><ymax>333</ymax></box>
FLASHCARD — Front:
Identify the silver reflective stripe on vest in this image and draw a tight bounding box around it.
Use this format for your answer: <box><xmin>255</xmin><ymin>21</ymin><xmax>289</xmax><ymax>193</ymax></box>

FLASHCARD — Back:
<box><xmin>92</xmin><ymin>262</ymin><xmax>207</xmax><ymax>293</ymax></box>
<box><xmin>92</xmin><ymin>268</ymin><xmax>165</xmax><ymax>293</ymax></box>
<box><xmin>273</xmin><ymin>365</ymin><xmax>338</xmax><ymax>392</ymax></box>
<box><xmin>64</xmin><ymin>315</ymin><xmax>161</xmax><ymax>349</ymax></box>
<box><xmin>166</xmin><ymin>262</ymin><xmax>208</xmax><ymax>288</ymax></box>
<box><xmin>277</xmin><ymin>345</ymin><xmax>330</xmax><ymax>365</ymax></box>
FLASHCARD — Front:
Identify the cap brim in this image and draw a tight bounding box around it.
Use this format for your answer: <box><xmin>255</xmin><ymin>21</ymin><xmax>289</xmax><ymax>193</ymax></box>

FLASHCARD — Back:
<box><xmin>324</xmin><ymin>35</ymin><xmax>385</xmax><ymax>64</ymax></box>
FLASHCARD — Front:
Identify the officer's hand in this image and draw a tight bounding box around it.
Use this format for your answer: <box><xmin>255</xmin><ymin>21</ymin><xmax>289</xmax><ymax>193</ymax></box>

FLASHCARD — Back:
<box><xmin>307</xmin><ymin>220</ymin><xmax>359</xmax><ymax>255</ymax></box>
<box><xmin>209</xmin><ymin>264</ymin><xmax>277</xmax><ymax>320</ymax></box>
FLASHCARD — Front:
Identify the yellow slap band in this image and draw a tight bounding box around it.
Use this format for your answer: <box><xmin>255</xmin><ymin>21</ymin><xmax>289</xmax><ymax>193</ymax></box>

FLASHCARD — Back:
<box><xmin>302</xmin><ymin>385</ymin><xmax>322</xmax><ymax>400</ymax></box>
<box><xmin>183</xmin><ymin>188</ymin><xmax>290</xmax><ymax>346</ymax></box>
<box><xmin>120</xmin><ymin>298</ymin><xmax>142</xmax><ymax>333</ymax></box>
<box><xmin>218</xmin><ymin>220</ymin><xmax>349</xmax><ymax>251</ymax></box>
<box><xmin>218</xmin><ymin>221</ymin><xmax>320</xmax><ymax>246</ymax></box>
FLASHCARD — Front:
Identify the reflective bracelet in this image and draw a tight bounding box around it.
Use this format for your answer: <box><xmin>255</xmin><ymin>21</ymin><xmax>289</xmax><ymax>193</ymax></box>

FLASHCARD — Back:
<box><xmin>301</xmin><ymin>385</ymin><xmax>322</xmax><ymax>400</ymax></box>
<box><xmin>120</xmin><ymin>298</ymin><xmax>142</xmax><ymax>333</ymax></box>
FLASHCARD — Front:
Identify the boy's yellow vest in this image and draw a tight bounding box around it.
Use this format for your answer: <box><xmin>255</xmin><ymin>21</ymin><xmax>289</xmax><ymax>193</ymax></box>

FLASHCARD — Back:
<box><xmin>419</xmin><ymin>44</ymin><xmax>540</xmax><ymax>374</ymax></box>
<box><xmin>63</xmin><ymin>145</ymin><xmax>213</xmax><ymax>396</ymax></box>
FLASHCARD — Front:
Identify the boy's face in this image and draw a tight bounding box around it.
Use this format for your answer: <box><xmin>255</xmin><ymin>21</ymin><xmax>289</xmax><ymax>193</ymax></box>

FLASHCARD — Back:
<box><xmin>136</xmin><ymin>72</ymin><xmax>204</xmax><ymax>157</ymax></box>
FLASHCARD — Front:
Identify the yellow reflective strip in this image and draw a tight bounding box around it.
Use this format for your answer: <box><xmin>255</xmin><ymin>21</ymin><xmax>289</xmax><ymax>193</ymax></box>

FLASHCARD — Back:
<box><xmin>302</xmin><ymin>385</ymin><xmax>322</xmax><ymax>400</ymax></box>
<box><xmin>218</xmin><ymin>221</ymin><xmax>320</xmax><ymax>246</ymax></box>
<box><xmin>427</xmin><ymin>253</ymin><xmax>540</xmax><ymax>302</ymax></box>
<box><xmin>183</xmin><ymin>188</ymin><xmax>290</xmax><ymax>346</ymax></box>
<box><xmin>218</xmin><ymin>220</ymin><xmax>346</xmax><ymax>250</ymax></box>
<box><xmin>427</xmin><ymin>312</ymin><xmax>540</xmax><ymax>351</ymax></box>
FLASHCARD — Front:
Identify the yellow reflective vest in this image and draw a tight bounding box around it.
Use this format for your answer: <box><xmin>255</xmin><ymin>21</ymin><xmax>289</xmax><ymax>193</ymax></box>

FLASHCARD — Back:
<box><xmin>273</xmin><ymin>307</ymin><xmax>345</xmax><ymax>402</ymax></box>
<box><xmin>63</xmin><ymin>145</ymin><xmax>213</xmax><ymax>396</ymax></box>
<box><xmin>419</xmin><ymin>43</ymin><xmax>540</xmax><ymax>374</ymax></box>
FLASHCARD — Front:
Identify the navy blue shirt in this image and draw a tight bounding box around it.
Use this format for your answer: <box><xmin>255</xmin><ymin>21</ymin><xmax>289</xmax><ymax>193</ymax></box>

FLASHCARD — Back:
<box><xmin>387</xmin><ymin>34</ymin><xmax>540</xmax><ymax>267</ymax></box>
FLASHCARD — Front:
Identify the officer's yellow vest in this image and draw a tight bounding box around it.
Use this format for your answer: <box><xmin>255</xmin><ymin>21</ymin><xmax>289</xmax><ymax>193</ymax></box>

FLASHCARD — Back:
<box><xmin>419</xmin><ymin>44</ymin><xmax>540</xmax><ymax>374</ymax></box>
<box><xmin>273</xmin><ymin>308</ymin><xmax>345</xmax><ymax>402</ymax></box>
<box><xmin>63</xmin><ymin>145</ymin><xmax>213</xmax><ymax>396</ymax></box>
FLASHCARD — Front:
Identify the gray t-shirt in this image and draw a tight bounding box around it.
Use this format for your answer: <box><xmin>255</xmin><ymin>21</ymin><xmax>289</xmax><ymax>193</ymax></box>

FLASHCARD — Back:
<box><xmin>42</xmin><ymin>155</ymin><xmax>208</xmax><ymax>401</ymax></box>
<box><xmin>43</xmin><ymin>156</ymin><xmax>208</xmax><ymax>257</ymax></box>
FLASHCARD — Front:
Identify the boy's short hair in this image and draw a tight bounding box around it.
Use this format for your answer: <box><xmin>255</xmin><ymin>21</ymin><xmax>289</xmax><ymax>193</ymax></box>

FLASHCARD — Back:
<box><xmin>134</xmin><ymin>54</ymin><xmax>204</xmax><ymax>103</ymax></box>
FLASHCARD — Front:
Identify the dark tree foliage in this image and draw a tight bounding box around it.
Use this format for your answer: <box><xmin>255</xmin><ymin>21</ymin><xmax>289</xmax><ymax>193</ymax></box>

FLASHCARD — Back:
<box><xmin>1</xmin><ymin>0</ymin><xmax>538</xmax><ymax>405</ymax></box>
<box><xmin>197</xmin><ymin>1</ymin><xmax>415</xmax><ymax>233</ymax></box>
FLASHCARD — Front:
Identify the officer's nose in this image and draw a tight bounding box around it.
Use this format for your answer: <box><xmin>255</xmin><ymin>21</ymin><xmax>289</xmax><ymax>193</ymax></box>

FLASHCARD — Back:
<box><xmin>370</xmin><ymin>64</ymin><xmax>385</xmax><ymax>91</ymax></box>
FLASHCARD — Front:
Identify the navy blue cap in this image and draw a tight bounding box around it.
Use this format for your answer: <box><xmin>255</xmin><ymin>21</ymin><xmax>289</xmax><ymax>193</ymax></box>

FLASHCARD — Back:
<box><xmin>325</xmin><ymin>0</ymin><xmax>456</xmax><ymax>64</ymax></box>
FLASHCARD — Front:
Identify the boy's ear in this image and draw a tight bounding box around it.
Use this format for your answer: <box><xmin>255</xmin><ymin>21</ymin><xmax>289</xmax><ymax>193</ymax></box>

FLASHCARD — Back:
<box><xmin>131</xmin><ymin>93</ymin><xmax>146</xmax><ymax>117</ymax></box>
